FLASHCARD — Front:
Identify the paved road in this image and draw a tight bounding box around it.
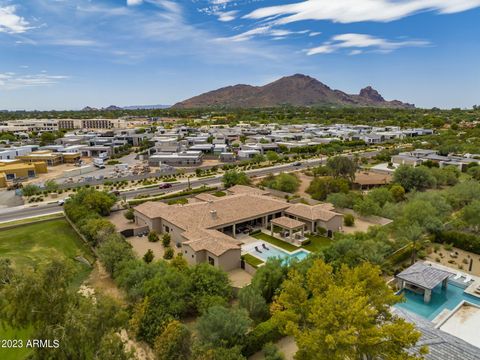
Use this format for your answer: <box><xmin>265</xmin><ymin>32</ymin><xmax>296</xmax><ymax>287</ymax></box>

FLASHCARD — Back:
<box><xmin>0</xmin><ymin>150</ymin><xmax>385</xmax><ymax>224</ymax></box>
<box><xmin>0</xmin><ymin>157</ymin><xmax>327</xmax><ymax>223</ymax></box>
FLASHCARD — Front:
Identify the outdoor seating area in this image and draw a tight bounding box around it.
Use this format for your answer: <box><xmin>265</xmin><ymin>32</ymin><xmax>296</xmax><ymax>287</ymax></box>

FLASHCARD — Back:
<box><xmin>270</xmin><ymin>216</ymin><xmax>307</xmax><ymax>246</ymax></box>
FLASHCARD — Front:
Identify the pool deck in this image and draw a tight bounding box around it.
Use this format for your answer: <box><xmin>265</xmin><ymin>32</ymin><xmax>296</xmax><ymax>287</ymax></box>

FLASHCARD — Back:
<box><xmin>425</xmin><ymin>261</ymin><xmax>480</xmax><ymax>299</ymax></box>
<box><xmin>438</xmin><ymin>302</ymin><xmax>480</xmax><ymax>349</ymax></box>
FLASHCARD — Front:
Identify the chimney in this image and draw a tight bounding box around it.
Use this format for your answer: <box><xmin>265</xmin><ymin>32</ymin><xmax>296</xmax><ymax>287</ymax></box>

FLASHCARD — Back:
<box><xmin>210</xmin><ymin>210</ymin><xmax>217</xmax><ymax>219</ymax></box>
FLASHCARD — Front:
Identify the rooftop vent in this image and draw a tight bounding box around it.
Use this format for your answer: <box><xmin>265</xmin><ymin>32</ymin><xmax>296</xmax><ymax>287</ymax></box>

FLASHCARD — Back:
<box><xmin>210</xmin><ymin>210</ymin><xmax>217</xmax><ymax>219</ymax></box>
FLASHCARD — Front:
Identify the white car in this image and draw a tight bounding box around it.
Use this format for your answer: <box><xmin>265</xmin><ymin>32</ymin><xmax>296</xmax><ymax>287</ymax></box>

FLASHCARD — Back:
<box><xmin>57</xmin><ymin>197</ymin><xmax>71</xmax><ymax>206</ymax></box>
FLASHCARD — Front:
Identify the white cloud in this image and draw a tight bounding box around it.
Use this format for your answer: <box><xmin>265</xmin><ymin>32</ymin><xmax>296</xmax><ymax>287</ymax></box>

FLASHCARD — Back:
<box><xmin>306</xmin><ymin>33</ymin><xmax>430</xmax><ymax>55</ymax></box>
<box><xmin>127</xmin><ymin>0</ymin><xmax>143</xmax><ymax>6</ymax></box>
<box><xmin>246</xmin><ymin>0</ymin><xmax>480</xmax><ymax>24</ymax></box>
<box><xmin>0</xmin><ymin>72</ymin><xmax>68</xmax><ymax>90</ymax></box>
<box><xmin>0</xmin><ymin>5</ymin><xmax>30</xmax><ymax>33</ymax></box>
<box><xmin>50</xmin><ymin>38</ymin><xmax>99</xmax><ymax>47</ymax></box>
<box><xmin>216</xmin><ymin>10</ymin><xmax>238</xmax><ymax>22</ymax></box>
<box><xmin>219</xmin><ymin>25</ymin><xmax>308</xmax><ymax>42</ymax></box>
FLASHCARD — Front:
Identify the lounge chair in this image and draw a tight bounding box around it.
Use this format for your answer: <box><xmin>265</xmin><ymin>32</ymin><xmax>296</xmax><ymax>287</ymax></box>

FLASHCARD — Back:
<box><xmin>453</xmin><ymin>273</ymin><xmax>462</xmax><ymax>280</ymax></box>
<box><xmin>262</xmin><ymin>243</ymin><xmax>270</xmax><ymax>250</ymax></box>
<box><xmin>464</xmin><ymin>275</ymin><xmax>472</xmax><ymax>283</ymax></box>
<box><xmin>255</xmin><ymin>246</ymin><xmax>262</xmax><ymax>253</ymax></box>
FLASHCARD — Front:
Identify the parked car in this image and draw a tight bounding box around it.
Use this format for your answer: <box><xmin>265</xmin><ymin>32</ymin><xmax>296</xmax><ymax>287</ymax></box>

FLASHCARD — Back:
<box><xmin>57</xmin><ymin>197</ymin><xmax>71</xmax><ymax>206</ymax></box>
<box><xmin>292</xmin><ymin>161</ymin><xmax>302</xmax><ymax>166</ymax></box>
<box><xmin>159</xmin><ymin>183</ymin><xmax>173</xmax><ymax>189</ymax></box>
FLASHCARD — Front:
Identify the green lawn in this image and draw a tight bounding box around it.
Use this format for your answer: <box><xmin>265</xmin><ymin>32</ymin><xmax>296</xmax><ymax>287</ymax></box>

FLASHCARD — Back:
<box><xmin>0</xmin><ymin>218</ymin><xmax>95</xmax><ymax>270</ymax></box>
<box><xmin>252</xmin><ymin>232</ymin><xmax>332</xmax><ymax>253</ymax></box>
<box><xmin>302</xmin><ymin>234</ymin><xmax>333</xmax><ymax>252</ymax></box>
<box><xmin>0</xmin><ymin>219</ymin><xmax>95</xmax><ymax>360</ymax></box>
<box><xmin>251</xmin><ymin>232</ymin><xmax>298</xmax><ymax>252</ymax></box>
<box><xmin>243</xmin><ymin>254</ymin><xmax>264</xmax><ymax>268</ymax></box>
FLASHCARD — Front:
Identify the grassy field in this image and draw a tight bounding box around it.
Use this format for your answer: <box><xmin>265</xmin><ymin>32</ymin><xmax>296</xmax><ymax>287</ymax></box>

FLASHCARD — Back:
<box><xmin>0</xmin><ymin>218</ymin><xmax>95</xmax><ymax>360</ymax></box>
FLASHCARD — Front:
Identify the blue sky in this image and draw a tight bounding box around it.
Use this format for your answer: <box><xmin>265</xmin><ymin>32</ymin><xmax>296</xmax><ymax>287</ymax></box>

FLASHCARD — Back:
<box><xmin>0</xmin><ymin>0</ymin><xmax>479</xmax><ymax>110</ymax></box>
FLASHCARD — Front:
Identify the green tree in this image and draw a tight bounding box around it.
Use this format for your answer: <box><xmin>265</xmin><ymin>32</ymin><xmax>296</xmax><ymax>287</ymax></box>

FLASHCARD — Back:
<box><xmin>390</xmin><ymin>184</ymin><xmax>406</xmax><ymax>202</ymax></box>
<box><xmin>393</xmin><ymin>165</ymin><xmax>436</xmax><ymax>191</ymax></box>
<box><xmin>326</xmin><ymin>156</ymin><xmax>356</xmax><ymax>182</ymax></box>
<box><xmin>98</xmin><ymin>235</ymin><xmax>136</xmax><ymax>276</ymax></box>
<box><xmin>143</xmin><ymin>249</ymin><xmax>154</xmax><ymax>263</ymax></box>
<box><xmin>272</xmin><ymin>260</ymin><xmax>424</xmax><ymax>360</ymax></box>
<box><xmin>343</xmin><ymin>214</ymin><xmax>355</xmax><ymax>227</ymax></box>
<box><xmin>197</xmin><ymin>306</ymin><xmax>252</xmax><ymax>348</ymax></box>
<box><xmin>238</xmin><ymin>285</ymin><xmax>269</xmax><ymax>322</ymax></box>
<box><xmin>461</xmin><ymin>199</ymin><xmax>480</xmax><ymax>232</ymax></box>
<box><xmin>222</xmin><ymin>170</ymin><xmax>251</xmax><ymax>188</ymax></box>
<box><xmin>307</xmin><ymin>177</ymin><xmax>349</xmax><ymax>201</ymax></box>
<box><xmin>154</xmin><ymin>320</ymin><xmax>191</xmax><ymax>360</ymax></box>
<box><xmin>266</xmin><ymin>151</ymin><xmax>280</xmax><ymax>164</ymax></box>
<box><xmin>251</xmin><ymin>258</ymin><xmax>286</xmax><ymax>302</ymax></box>
<box><xmin>124</xmin><ymin>208</ymin><xmax>135</xmax><ymax>222</ymax></box>
<box><xmin>263</xmin><ymin>343</ymin><xmax>285</xmax><ymax>360</ymax></box>
<box><xmin>189</xmin><ymin>263</ymin><xmax>232</xmax><ymax>312</ymax></box>
<box><xmin>81</xmin><ymin>218</ymin><xmax>117</xmax><ymax>245</ymax></box>
<box><xmin>96</xmin><ymin>332</ymin><xmax>134</xmax><ymax>360</ymax></box>
<box><xmin>353</xmin><ymin>197</ymin><xmax>381</xmax><ymax>217</ymax></box>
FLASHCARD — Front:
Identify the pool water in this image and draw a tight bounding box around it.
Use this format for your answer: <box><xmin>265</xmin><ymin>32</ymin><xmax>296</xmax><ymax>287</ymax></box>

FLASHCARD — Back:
<box><xmin>251</xmin><ymin>245</ymin><xmax>310</xmax><ymax>263</ymax></box>
<box><xmin>395</xmin><ymin>280</ymin><xmax>480</xmax><ymax>320</ymax></box>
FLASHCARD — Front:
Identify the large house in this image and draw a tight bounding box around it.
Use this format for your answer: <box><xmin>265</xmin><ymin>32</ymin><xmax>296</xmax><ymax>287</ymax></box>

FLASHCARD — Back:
<box><xmin>133</xmin><ymin>186</ymin><xmax>343</xmax><ymax>271</ymax></box>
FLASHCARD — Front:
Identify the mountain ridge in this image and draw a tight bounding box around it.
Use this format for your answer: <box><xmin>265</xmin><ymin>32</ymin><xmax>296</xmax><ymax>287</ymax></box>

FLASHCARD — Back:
<box><xmin>173</xmin><ymin>74</ymin><xmax>414</xmax><ymax>109</ymax></box>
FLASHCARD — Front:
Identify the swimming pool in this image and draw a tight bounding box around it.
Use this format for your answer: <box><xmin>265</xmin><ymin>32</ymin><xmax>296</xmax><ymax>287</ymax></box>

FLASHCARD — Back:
<box><xmin>250</xmin><ymin>245</ymin><xmax>310</xmax><ymax>263</ymax></box>
<box><xmin>395</xmin><ymin>280</ymin><xmax>480</xmax><ymax>320</ymax></box>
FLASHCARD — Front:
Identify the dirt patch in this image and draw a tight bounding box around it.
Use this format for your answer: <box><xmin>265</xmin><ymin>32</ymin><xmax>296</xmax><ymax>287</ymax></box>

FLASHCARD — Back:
<box><xmin>85</xmin><ymin>262</ymin><xmax>126</xmax><ymax>303</ymax></box>
<box><xmin>426</xmin><ymin>245</ymin><xmax>480</xmax><ymax>277</ymax></box>
<box><xmin>127</xmin><ymin>236</ymin><xmax>170</xmax><ymax>260</ymax></box>
<box><xmin>295</xmin><ymin>171</ymin><xmax>313</xmax><ymax>199</ymax></box>
<box><xmin>0</xmin><ymin>190</ymin><xmax>24</xmax><ymax>208</ymax></box>
<box><xmin>249</xmin><ymin>336</ymin><xmax>298</xmax><ymax>360</ymax></box>
<box><xmin>119</xmin><ymin>329</ymin><xmax>155</xmax><ymax>360</ymax></box>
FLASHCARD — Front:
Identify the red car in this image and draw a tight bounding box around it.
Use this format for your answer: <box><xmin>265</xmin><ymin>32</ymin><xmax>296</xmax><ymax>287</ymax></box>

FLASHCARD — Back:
<box><xmin>159</xmin><ymin>183</ymin><xmax>173</xmax><ymax>189</ymax></box>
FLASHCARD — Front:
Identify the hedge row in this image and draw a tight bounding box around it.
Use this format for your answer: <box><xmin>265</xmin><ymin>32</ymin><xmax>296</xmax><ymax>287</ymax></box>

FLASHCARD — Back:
<box><xmin>434</xmin><ymin>230</ymin><xmax>480</xmax><ymax>255</ymax></box>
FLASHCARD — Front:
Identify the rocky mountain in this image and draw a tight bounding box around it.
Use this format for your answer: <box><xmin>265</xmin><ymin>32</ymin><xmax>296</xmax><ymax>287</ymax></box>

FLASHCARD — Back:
<box><xmin>173</xmin><ymin>74</ymin><xmax>414</xmax><ymax>109</ymax></box>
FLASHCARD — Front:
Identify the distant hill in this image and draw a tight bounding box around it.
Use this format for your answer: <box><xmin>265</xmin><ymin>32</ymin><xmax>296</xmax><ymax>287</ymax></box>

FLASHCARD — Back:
<box><xmin>82</xmin><ymin>104</ymin><xmax>170</xmax><ymax>111</ymax></box>
<box><xmin>122</xmin><ymin>104</ymin><xmax>171</xmax><ymax>110</ymax></box>
<box><xmin>172</xmin><ymin>74</ymin><xmax>414</xmax><ymax>109</ymax></box>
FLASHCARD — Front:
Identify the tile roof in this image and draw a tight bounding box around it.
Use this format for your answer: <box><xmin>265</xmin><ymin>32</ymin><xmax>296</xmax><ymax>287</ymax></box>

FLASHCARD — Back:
<box><xmin>271</xmin><ymin>216</ymin><xmax>305</xmax><ymax>229</ymax></box>
<box><xmin>285</xmin><ymin>203</ymin><xmax>340</xmax><ymax>222</ymax></box>
<box><xmin>182</xmin><ymin>229</ymin><xmax>242</xmax><ymax>256</ymax></box>
<box><xmin>227</xmin><ymin>184</ymin><xmax>270</xmax><ymax>196</ymax></box>
<box><xmin>135</xmin><ymin>193</ymin><xmax>290</xmax><ymax>231</ymax></box>
<box><xmin>396</xmin><ymin>262</ymin><xmax>454</xmax><ymax>290</ymax></box>
<box><xmin>393</xmin><ymin>307</ymin><xmax>480</xmax><ymax>360</ymax></box>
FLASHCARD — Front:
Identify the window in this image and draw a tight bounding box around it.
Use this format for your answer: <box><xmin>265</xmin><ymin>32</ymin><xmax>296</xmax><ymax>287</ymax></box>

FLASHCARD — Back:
<box><xmin>28</xmin><ymin>170</ymin><xmax>35</xmax><ymax>178</ymax></box>
<box><xmin>164</xmin><ymin>226</ymin><xmax>170</xmax><ymax>233</ymax></box>
<box><xmin>6</xmin><ymin>173</ymin><xmax>15</xmax><ymax>180</ymax></box>
<box><xmin>208</xmin><ymin>256</ymin><xmax>215</xmax><ymax>266</ymax></box>
<box><xmin>184</xmin><ymin>250</ymin><xmax>187</xmax><ymax>254</ymax></box>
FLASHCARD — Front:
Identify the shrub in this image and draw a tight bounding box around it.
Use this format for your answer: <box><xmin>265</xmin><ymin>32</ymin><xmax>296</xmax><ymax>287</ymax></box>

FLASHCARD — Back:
<box><xmin>143</xmin><ymin>249</ymin><xmax>154</xmax><ymax>263</ymax></box>
<box><xmin>242</xmin><ymin>318</ymin><xmax>282</xmax><ymax>357</ymax></box>
<box><xmin>316</xmin><ymin>226</ymin><xmax>327</xmax><ymax>236</ymax></box>
<box><xmin>148</xmin><ymin>231</ymin><xmax>159</xmax><ymax>243</ymax></box>
<box><xmin>162</xmin><ymin>233</ymin><xmax>171</xmax><ymax>248</ymax></box>
<box><xmin>344</xmin><ymin>214</ymin><xmax>355</xmax><ymax>227</ymax></box>
<box><xmin>435</xmin><ymin>231</ymin><xmax>480</xmax><ymax>255</ymax></box>
<box><xmin>163</xmin><ymin>247</ymin><xmax>174</xmax><ymax>260</ymax></box>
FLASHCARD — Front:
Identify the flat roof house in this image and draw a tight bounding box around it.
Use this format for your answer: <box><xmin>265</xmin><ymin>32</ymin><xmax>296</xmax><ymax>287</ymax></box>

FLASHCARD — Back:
<box><xmin>133</xmin><ymin>188</ymin><xmax>343</xmax><ymax>271</ymax></box>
